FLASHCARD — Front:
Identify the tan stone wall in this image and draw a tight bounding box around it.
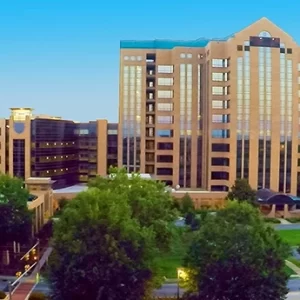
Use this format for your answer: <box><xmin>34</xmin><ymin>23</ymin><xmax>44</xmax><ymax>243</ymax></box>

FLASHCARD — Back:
<box><xmin>172</xmin><ymin>191</ymin><xmax>227</xmax><ymax>209</ymax></box>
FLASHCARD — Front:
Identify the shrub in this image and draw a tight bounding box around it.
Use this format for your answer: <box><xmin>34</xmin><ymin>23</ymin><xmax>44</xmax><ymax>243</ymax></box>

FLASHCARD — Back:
<box><xmin>191</xmin><ymin>218</ymin><xmax>201</xmax><ymax>231</ymax></box>
<box><xmin>28</xmin><ymin>292</ymin><xmax>48</xmax><ymax>300</ymax></box>
<box><xmin>181</xmin><ymin>194</ymin><xmax>195</xmax><ymax>214</ymax></box>
<box><xmin>286</xmin><ymin>218</ymin><xmax>300</xmax><ymax>223</ymax></box>
<box><xmin>0</xmin><ymin>291</ymin><xmax>6</xmax><ymax>299</ymax></box>
<box><xmin>185</xmin><ymin>211</ymin><xmax>196</xmax><ymax>225</ymax></box>
<box><xmin>264</xmin><ymin>217</ymin><xmax>281</xmax><ymax>224</ymax></box>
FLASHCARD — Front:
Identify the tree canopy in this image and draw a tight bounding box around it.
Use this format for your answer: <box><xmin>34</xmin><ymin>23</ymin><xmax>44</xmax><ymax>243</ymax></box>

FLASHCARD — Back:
<box><xmin>227</xmin><ymin>178</ymin><xmax>257</xmax><ymax>204</ymax></box>
<box><xmin>184</xmin><ymin>201</ymin><xmax>290</xmax><ymax>300</ymax></box>
<box><xmin>0</xmin><ymin>173</ymin><xmax>32</xmax><ymax>246</ymax></box>
<box><xmin>48</xmin><ymin>168</ymin><xmax>177</xmax><ymax>300</ymax></box>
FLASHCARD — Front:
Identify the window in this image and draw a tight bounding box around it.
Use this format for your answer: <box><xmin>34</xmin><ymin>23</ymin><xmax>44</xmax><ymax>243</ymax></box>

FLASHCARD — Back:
<box><xmin>212</xmin><ymin>59</ymin><xmax>228</xmax><ymax>68</ymax></box>
<box><xmin>158</xmin><ymin>78</ymin><xmax>174</xmax><ymax>86</ymax></box>
<box><xmin>212</xmin><ymin>86</ymin><xmax>223</xmax><ymax>95</ymax></box>
<box><xmin>287</xmin><ymin>48</ymin><xmax>293</xmax><ymax>54</ymax></box>
<box><xmin>157</xmin><ymin>142</ymin><xmax>173</xmax><ymax>150</ymax></box>
<box><xmin>237</xmin><ymin>45</ymin><xmax>243</xmax><ymax>51</ymax></box>
<box><xmin>124</xmin><ymin>56</ymin><xmax>129</xmax><ymax>60</ymax></box>
<box><xmin>180</xmin><ymin>53</ymin><xmax>186</xmax><ymax>58</ymax></box>
<box><xmin>157</xmin><ymin>116</ymin><xmax>173</xmax><ymax>124</ymax></box>
<box><xmin>244</xmin><ymin>45</ymin><xmax>250</xmax><ymax>51</ymax></box>
<box><xmin>157</xmin><ymin>130</ymin><xmax>173</xmax><ymax>137</ymax></box>
<box><xmin>157</xmin><ymin>103</ymin><xmax>173</xmax><ymax>111</ymax></box>
<box><xmin>212</xmin><ymin>114</ymin><xmax>230</xmax><ymax>123</ymax></box>
<box><xmin>212</xmin><ymin>73</ymin><xmax>224</xmax><ymax>81</ymax></box>
<box><xmin>212</xmin><ymin>129</ymin><xmax>230</xmax><ymax>138</ymax></box>
<box><xmin>211</xmin><ymin>157</ymin><xmax>230</xmax><ymax>166</ymax></box>
<box><xmin>211</xmin><ymin>171</ymin><xmax>229</xmax><ymax>180</ymax></box>
<box><xmin>157</xmin><ymin>90</ymin><xmax>173</xmax><ymax>98</ymax></box>
<box><xmin>212</xmin><ymin>100</ymin><xmax>229</xmax><ymax>109</ymax></box>
<box><xmin>187</xmin><ymin>53</ymin><xmax>192</xmax><ymax>58</ymax></box>
<box><xmin>212</xmin><ymin>143</ymin><xmax>230</xmax><ymax>152</ymax></box>
<box><xmin>280</xmin><ymin>48</ymin><xmax>285</xmax><ymax>54</ymax></box>
<box><xmin>298</xmin><ymin>63</ymin><xmax>300</xmax><ymax>71</ymax></box>
<box><xmin>157</xmin><ymin>155</ymin><xmax>173</xmax><ymax>163</ymax></box>
<box><xmin>157</xmin><ymin>168</ymin><xmax>173</xmax><ymax>176</ymax></box>
<box><xmin>158</xmin><ymin>65</ymin><xmax>174</xmax><ymax>74</ymax></box>
<box><xmin>137</xmin><ymin>56</ymin><xmax>142</xmax><ymax>61</ymax></box>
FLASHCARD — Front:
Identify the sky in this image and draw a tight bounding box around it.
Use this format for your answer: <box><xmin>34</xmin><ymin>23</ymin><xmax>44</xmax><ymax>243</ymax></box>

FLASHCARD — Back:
<box><xmin>1</xmin><ymin>1</ymin><xmax>300</xmax><ymax>122</ymax></box>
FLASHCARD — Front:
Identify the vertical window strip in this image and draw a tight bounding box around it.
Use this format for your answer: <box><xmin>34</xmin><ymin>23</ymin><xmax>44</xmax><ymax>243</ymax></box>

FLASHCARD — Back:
<box><xmin>129</xmin><ymin>66</ymin><xmax>135</xmax><ymax>170</ymax></box>
<box><xmin>286</xmin><ymin>60</ymin><xmax>293</xmax><ymax>192</ymax></box>
<box><xmin>236</xmin><ymin>57</ymin><xmax>243</xmax><ymax>179</ymax></box>
<box><xmin>198</xmin><ymin>65</ymin><xmax>201</xmax><ymax>130</ymax></box>
<box><xmin>243</xmin><ymin>49</ymin><xmax>250</xmax><ymax>179</ymax></box>
<box><xmin>264</xmin><ymin>48</ymin><xmax>271</xmax><ymax>188</ymax></box>
<box><xmin>123</xmin><ymin>66</ymin><xmax>129</xmax><ymax>169</ymax></box>
<box><xmin>279</xmin><ymin>52</ymin><xmax>286</xmax><ymax>192</ymax></box>
<box><xmin>186</xmin><ymin>64</ymin><xmax>192</xmax><ymax>187</ymax></box>
<box><xmin>179</xmin><ymin>64</ymin><xmax>186</xmax><ymax>187</ymax></box>
<box><xmin>135</xmin><ymin>66</ymin><xmax>142</xmax><ymax>170</ymax></box>
<box><xmin>258</xmin><ymin>47</ymin><xmax>265</xmax><ymax>188</ymax></box>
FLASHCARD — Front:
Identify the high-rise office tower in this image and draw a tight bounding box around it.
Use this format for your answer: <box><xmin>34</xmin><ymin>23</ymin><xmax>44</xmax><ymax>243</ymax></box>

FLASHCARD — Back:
<box><xmin>119</xmin><ymin>17</ymin><xmax>300</xmax><ymax>195</ymax></box>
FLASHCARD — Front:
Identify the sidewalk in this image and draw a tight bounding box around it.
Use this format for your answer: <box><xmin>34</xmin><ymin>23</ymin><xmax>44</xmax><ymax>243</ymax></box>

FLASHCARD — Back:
<box><xmin>30</xmin><ymin>247</ymin><xmax>53</xmax><ymax>278</ymax></box>
<box><xmin>279</xmin><ymin>218</ymin><xmax>292</xmax><ymax>225</ymax></box>
<box><xmin>11</xmin><ymin>282</ymin><xmax>35</xmax><ymax>300</ymax></box>
<box><xmin>286</xmin><ymin>260</ymin><xmax>300</xmax><ymax>275</ymax></box>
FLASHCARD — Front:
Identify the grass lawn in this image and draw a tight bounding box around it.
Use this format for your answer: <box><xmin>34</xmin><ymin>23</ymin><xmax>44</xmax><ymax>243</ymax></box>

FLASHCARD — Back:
<box><xmin>154</xmin><ymin>229</ymin><xmax>193</xmax><ymax>279</ymax></box>
<box><xmin>154</xmin><ymin>228</ymin><xmax>300</xmax><ymax>279</ymax></box>
<box><xmin>277</xmin><ymin>230</ymin><xmax>300</xmax><ymax>246</ymax></box>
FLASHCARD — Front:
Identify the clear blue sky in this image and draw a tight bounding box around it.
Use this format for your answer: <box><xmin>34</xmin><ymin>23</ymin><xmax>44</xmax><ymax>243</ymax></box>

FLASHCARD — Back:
<box><xmin>0</xmin><ymin>0</ymin><xmax>299</xmax><ymax>122</ymax></box>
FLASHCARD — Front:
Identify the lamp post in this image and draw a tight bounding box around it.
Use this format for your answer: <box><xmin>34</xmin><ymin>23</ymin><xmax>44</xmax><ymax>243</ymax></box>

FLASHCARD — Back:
<box><xmin>177</xmin><ymin>268</ymin><xmax>180</xmax><ymax>299</ymax></box>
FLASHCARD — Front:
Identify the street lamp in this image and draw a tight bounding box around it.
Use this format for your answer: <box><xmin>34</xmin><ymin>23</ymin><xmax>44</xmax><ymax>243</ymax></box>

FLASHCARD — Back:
<box><xmin>177</xmin><ymin>268</ymin><xmax>188</xmax><ymax>299</ymax></box>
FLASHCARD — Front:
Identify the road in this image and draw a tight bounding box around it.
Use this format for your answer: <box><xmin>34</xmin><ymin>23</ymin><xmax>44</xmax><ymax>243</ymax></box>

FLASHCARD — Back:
<box><xmin>275</xmin><ymin>224</ymin><xmax>300</xmax><ymax>230</ymax></box>
<box><xmin>31</xmin><ymin>279</ymin><xmax>300</xmax><ymax>297</ymax></box>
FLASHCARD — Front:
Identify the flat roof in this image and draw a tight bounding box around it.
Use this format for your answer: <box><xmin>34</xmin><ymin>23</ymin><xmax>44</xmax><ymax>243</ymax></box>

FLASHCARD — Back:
<box><xmin>53</xmin><ymin>185</ymin><xmax>88</xmax><ymax>194</ymax></box>
<box><xmin>120</xmin><ymin>36</ymin><xmax>233</xmax><ymax>50</ymax></box>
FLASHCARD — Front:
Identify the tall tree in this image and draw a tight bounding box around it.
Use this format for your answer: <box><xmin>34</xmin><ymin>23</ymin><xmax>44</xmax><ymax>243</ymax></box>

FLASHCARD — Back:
<box><xmin>184</xmin><ymin>201</ymin><xmax>290</xmax><ymax>300</ymax></box>
<box><xmin>227</xmin><ymin>178</ymin><xmax>256</xmax><ymax>204</ymax></box>
<box><xmin>48</xmin><ymin>169</ymin><xmax>177</xmax><ymax>299</ymax></box>
<box><xmin>0</xmin><ymin>174</ymin><xmax>32</xmax><ymax>246</ymax></box>
<box><xmin>88</xmin><ymin>168</ymin><xmax>177</xmax><ymax>249</ymax></box>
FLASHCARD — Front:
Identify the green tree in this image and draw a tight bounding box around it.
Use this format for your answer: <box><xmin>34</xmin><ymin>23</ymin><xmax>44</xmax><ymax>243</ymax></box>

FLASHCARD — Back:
<box><xmin>181</xmin><ymin>193</ymin><xmax>195</xmax><ymax>214</ymax></box>
<box><xmin>184</xmin><ymin>201</ymin><xmax>290</xmax><ymax>300</ymax></box>
<box><xmin>227</xmin><ymin>178</ymin><xmax>256</xmax><ymax>204</ymax></box>
<box><xmin>0</xmin><ymin>173</ymin><xmax>32</xmax><ymax>246</ymax></box>
<box><xmin>48</xmin><ymin>169</ymin><xmax>177</xmax><ymax>300</ymax></box>
<box><xmin>88</xmin><ymin>167</ymin><xmax>177</xmax><ymax>249</ymax></box>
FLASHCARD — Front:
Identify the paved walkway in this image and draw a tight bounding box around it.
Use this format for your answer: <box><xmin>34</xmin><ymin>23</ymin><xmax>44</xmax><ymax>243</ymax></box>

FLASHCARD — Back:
<box><xmin>11</xmin><ymin>282</ymin><xmax>35</xmax><ymax>300</ymax></box>
<box><xmin>286</xmin><ymin>260</ymin><xmax>300</xmax><ymax>275</ymax></box>
<box><xmin>279</xmin><ymin>218</ymin><xmax>292</xmax><ymax>225</ymax></box>
<box><xmin>30</xmin><ymin>247</ymin><xmax>53</xmax><ymax>278</ymax></box>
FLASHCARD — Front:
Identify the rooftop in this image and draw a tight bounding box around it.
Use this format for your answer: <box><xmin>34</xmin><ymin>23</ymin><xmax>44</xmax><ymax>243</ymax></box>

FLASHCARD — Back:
<box><xmin>120</xmin><ymin>35</ymin><xmax>234</xmax><ymax>50</ymax></box>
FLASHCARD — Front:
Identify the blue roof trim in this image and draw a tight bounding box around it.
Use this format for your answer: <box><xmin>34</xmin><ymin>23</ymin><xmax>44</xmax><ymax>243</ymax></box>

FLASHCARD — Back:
<box><xmin>120</xmin><ymin>36</ymin><xmax>234</xmax><ymax>50</ymax></box>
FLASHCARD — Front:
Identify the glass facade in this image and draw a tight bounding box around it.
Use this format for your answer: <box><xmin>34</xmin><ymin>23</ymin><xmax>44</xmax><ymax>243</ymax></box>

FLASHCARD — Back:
<box><xmin>236</xmin><ymin>42</ymin><xmax>250</xmax><ymax>180</ymax></box>
<box><xmin>179</xmin><ymin>64</ymin><xmax>192</xmax><ymax>187</ymax></box>
<box><xmin>31</xmin><ymin>119</ymin><xmax>78</xmax><ymax>189</ymax></box>
<box><xmin>13</xmin><ymin>139</ymin><xmax>25</xmax><ymax>179</ymax></box>
<box><xmin>122</xmin><ymin>65</ymin><xmax>142</xmax><ymax>172</ymax></box>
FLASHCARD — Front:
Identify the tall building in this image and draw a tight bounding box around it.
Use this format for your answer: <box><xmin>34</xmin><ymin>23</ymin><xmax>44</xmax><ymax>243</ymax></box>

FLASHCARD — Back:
<box><xmin>0</xmin><ymin>108</ymin><xmax>118</xmax><ymax>188</ymax></box>
<box><xmin>119</xmin><ymin>17</ymin><xmax>300</xmax><ymax>195</ymax></box>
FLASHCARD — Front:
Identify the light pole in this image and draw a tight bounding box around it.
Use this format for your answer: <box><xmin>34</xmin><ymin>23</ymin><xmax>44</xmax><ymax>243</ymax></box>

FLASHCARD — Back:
<box><xmin>177</xmin><ymin>268</ymin><xmax>180</xmax><ymax>299</ymax></box>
